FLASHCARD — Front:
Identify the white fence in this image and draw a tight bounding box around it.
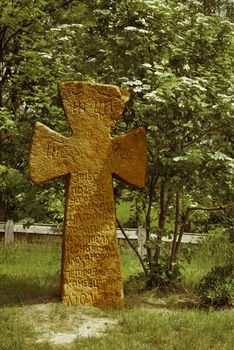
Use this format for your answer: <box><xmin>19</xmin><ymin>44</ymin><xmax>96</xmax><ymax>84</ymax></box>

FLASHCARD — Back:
<box><xmin>0</xmin><ymin>221</ymin><xmax>146</xmax><ymax>256</ymax></box>
<box><xmin>0</xmin><ymin>221</ymin><xmax>139</xmax><ymax>241</ymax></box>
<box><xmin>0</xmin><ymin>221</ymin><xmax>204</xmax><ymax>252</ymax></box>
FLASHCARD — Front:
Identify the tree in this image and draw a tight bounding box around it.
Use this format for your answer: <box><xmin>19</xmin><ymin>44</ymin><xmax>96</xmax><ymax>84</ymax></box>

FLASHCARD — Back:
<box><xmin>76</xmin><ymin>0</ymin><xmax>234</xmax><ymax>284</ymax></box>
<box><xmin>0</xmin><ymin>0</ymin><xmax>86</xmax><ymax>222</ymax></box>
<box><xmin>0</xmin><ymin>0</ymin><xmax>233</xmax><ymax>287</ymax></box>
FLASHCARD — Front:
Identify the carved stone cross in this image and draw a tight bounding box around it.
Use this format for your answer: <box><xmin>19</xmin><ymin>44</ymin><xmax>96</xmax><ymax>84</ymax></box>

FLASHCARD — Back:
<box><xmin>29</xmin><ymin>81</ymin><xmax>147</xmax><ymax>308</ymax></box>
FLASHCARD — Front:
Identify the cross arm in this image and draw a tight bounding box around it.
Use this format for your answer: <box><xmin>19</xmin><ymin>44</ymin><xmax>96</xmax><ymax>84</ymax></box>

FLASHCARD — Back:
<box><xmin>29</xmin><ymin>122</ymin><xmax>70</xmax><ymax>184</ymax></box>
<box><xmin>111</xmin><ymin>128</ymin><xmax>147</xmax><ymax>189</ymax></box>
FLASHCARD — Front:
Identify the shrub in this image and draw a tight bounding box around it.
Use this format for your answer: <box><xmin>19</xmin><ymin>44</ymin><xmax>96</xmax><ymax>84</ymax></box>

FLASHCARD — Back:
<box><xmin>198</xmin><ymin>265</ymin><xmax>234</xmax><ymax>308</ymax></box>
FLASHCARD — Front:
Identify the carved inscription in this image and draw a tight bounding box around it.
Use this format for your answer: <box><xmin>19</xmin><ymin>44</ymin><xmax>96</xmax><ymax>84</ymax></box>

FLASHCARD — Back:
<box><xmin>62</xmin><ymin>171</ymin><xmax>124</xmax><ymax>307</ymax></box>
<box><xmin>29</xmin><ymin>81</ymin><xmax>147</xmax><ymax>308</ymax></box>
<box><xmin>73</xmin><ymin>94</ymin><xmax>113</xmax><ymax>118</ymax></box>
<box><xmin>47</xmin><ymin>140</ymin><xmax>75</xmax><ymax>166</ymax></box>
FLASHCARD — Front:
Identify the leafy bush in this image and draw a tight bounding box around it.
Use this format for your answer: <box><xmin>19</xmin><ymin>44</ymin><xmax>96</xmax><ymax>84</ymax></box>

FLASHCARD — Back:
<box><xmin>146</xmin><ymin>259</ymin><xmax>182</xmax><ymax>289</ymax></box>
<box><xmin>198</xmin><ymin>265</ymin><xmax>234</xmax><ymax>308</ymax></box>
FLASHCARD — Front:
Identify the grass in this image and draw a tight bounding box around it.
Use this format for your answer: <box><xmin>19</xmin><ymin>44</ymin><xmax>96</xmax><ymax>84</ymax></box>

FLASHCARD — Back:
<box><xmin>0</xmin><ymin>240</ymin><xmax>233</xmax><ymax>350</ymax></box>
<box><xmin>181</xmin><ymin>231</ymin><xmax>234</xmax><ymax>289</ymax></box>
<box><xmin>116</xmin><ymin>200</ymin><xmax>158</xmax><ymax>228</ymax></box>
<box><xmin>72</xmin><ymin>308</ymin><xmax>234</xmax><ymax>350</ymax></box>
<box><xmin>0</xmin><ymin>240</ymin><xmax>61</xmax><ymax>306</ymax></box>
<box><xmin>0</xmin><ymin>240</ymin><xmax>144</xmax><ymax>306</ymax></box>
<box><xmin>1</xmin><ymin>299</ymin><xmax>233</xmax><ymax>350</ymax></box>
<box><xmin>116</xmin><ymin>201</ymin><xmax>132</xmax><ymax>226</ymax></box>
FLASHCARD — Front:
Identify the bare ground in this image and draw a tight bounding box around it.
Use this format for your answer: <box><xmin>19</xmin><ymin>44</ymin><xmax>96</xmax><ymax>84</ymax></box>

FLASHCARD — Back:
<box><xmin>19</xmin><ymin>303</ymin><xmax>118</xmax><ymax>346</ymax></box>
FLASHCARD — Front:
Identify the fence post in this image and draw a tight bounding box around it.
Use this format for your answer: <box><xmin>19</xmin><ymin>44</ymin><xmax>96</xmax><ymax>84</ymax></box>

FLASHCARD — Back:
<box><xmin>137</xmin><ymin>226</ymin><xmax>147</xmax><ymax>258</ymax></box>
<box><xmin>5</xmin><ymin>220</ymin><xmax>14</xmax><ymax>244</ymax></box>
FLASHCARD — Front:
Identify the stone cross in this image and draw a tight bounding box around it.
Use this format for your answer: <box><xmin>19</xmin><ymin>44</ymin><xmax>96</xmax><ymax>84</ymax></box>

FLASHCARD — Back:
<box><xmin>29</xmin><ymin>81</ymin><xmax>147</xmax><ymax>308</ymax></box>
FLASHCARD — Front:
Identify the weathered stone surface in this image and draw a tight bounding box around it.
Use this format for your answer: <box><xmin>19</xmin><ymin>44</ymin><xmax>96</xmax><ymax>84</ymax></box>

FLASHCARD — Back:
<box><xmin>29</xmin><ymin>81</ymin><xmax>147</xmax><ymax>308</ymax></box>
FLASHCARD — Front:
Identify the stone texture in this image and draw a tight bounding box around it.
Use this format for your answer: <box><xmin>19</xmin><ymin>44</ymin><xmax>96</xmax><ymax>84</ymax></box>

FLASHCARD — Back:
<box><xmin>29</xmin><ymin>81</ymin><xmax>147</xmax><ymax>308</ymax></box>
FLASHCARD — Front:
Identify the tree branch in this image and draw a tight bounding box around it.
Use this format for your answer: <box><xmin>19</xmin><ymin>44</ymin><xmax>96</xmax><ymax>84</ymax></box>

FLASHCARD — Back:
<box><xmin>3</xmin><ymin>22</ymin><xmax>31</xmax><ymax>50</ymax></box>
<box><xmin>188</xmin><ymin>204</ymin><xmax>234</xmax><ymax>212</ymax></box>
<box><xmin>47</xmin><ymin>0</ymin><xmax>78</xmax><ymax>14</ymax></box>
<box><xmin>147</xmin><ymin>144</ymin><xmax>154</xmax><ymax>159</ymax></box>
<box><xmin>182</xmin><ymin>125</ymin><xmax>230</xmax><ymax>149</ymax></box>
<box><xmin>145</xmin><ymin>172</ymin><xmax>159</xmax><ymax>273</ymax></box>
<box><xmin>116</xmin><ymin>218</ymin><xmax>149</xmax><ymax>277</ymax></box>
<box><xmin>169</xmin><ymin>191</ymin><xmax>180</xmax><ymax>271</ymax></box>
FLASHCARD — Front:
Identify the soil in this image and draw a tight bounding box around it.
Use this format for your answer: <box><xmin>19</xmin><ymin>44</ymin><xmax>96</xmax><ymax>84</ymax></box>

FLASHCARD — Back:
<box><xmin>20</xmin><ymin>303</ymin><xmax>118</xmax><ymax>346</ymax></box>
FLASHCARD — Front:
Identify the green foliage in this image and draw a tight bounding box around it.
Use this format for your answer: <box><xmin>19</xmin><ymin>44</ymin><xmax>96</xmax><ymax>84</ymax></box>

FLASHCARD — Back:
<box><xmin>82</xmin><ymin>0</ymin><xmax>234</xmax><ymax>286</ymax></box>
<box><xmin>0</xmin><ymin>0</ymin><xmax>84</xmax><ymax>222</ymax></box>
<box><xmin>194</xmin><ymin>229</ymin><xmax>234</xmax><ymax>308</ymax></box>
<box><xmin>116</xmin><ymin>200</ymin><xmax>132</xmax><ymax>226</ymax></box>
<box><xmin>144</xmin><ymin>239</ymin><xmax>186</xmax><ymax>288</ymax></box>
<box><xmin>146</xmin><ymin>260</ymin><xmax>181</xmax><ymax>288</ymax></box>
<box><xmin>0</xmin><ymin>0</ymin><xmax>233</xmax><ymax>291</ymax></box>
<box><xmin>180</xmin><ymin>227</ymin><xmax>234</xmax><ymax>294</ymax></box>
<box><xmin>198</xmin><ymin>265</ymin><xmax>234</xmax><ymax>308</ymax></box>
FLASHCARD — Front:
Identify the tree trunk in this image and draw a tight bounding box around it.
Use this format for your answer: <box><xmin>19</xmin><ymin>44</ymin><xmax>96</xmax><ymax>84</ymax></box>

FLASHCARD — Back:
<box><xmin>169</xmin><ymin>191</ymin><xmax>180</xmax><ymax>271</ymax></box>
<box><xmin>174</xmin><ymin>208</ymin><xmax>191</xmax><ymax>260</ymax></box>
<box><xmin>0</xmin><ymin>81</ymin><xmax>3</xmax><ymax>108</ymax></box>
<box><xmin>0</xmin><ymin>194</ymin><xmax>6</xmax><ymax>221</ymax></box>
<box><xmin>135</xmin><ymin>196</ymin><xmax>140</xmax><ymax>228</ymax></box>
<box><xmin>117</xmin><ymin>218</ymin><xmax>149</xmax><ymax>277</ymax></box>
<box><xmin>145</xmin><ymin>172</ymin><xmax>158</xmax><ymax>274</ymax></box>
<box><xmin>153</xmin><ymin>182</ymin><xmax>166</xmax><ymax>263</ymax></box>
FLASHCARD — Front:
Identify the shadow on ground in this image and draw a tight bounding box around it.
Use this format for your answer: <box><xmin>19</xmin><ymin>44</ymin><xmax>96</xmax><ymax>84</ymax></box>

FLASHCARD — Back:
<box><xmin>0</xmin><ymin>273</ymin><xmax>60</xmax><ymax>307</ymax></box>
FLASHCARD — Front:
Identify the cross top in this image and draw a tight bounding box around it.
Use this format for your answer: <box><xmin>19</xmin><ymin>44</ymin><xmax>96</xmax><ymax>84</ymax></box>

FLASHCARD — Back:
<box><xmin>60</xmin><ymin>81</ymin><xmax>130</xmax><ymax>132</ymax></box>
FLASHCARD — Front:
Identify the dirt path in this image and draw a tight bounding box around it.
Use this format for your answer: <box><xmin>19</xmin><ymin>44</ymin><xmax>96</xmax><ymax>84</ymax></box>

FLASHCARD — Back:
<box><xmin>20</xmin><ymin>303</ymin><xmax>118</xmax><ymax>346</ymax></box>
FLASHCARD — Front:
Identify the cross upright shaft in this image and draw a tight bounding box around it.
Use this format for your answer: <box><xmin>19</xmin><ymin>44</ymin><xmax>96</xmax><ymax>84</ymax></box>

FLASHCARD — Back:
<box><xmin>29</xmin><ymin>81</ymin><xmax>147</xmax><ymax>307</ymax></box>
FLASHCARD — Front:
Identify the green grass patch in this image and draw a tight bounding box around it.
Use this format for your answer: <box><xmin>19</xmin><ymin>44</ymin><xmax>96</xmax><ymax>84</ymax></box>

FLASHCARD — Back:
<box><xmin>116</xmin><ymin>201</ymin><xmax>132</xmax><ymax>226</ymax></box>
<box><xmin>0</xmin><ymin>308</ymin><xmax>37</xmax><ymax>350</ymax></box>
<box><xmin>0</xmin><ymin>240</ymin><xmax>233</xmax><ymax>350</ymax></box>
<box><xmin>181</xmin><ymin>230</ymin><xmax>234</xmax><ymax>290</ymax></box>
<box><xmin>119</xmin><ymin>243</ymin><xmax>143</xmax><ymax>281</ymax></box>
<box><xmin>0</xmin><ymin>240</ymin><xmax>142</xmax><ymax>307</ymax></box>
<box><xmin>72</xmin><ymin>308</ymin><xmax>234</xmax><ymax>350</ymax></box>
<box><xmin>1</xmin><ymin>303</ymin><xmax>234</xmax><ymax>350</ymax></box>
<box><xmin>0</xmin><ymin>241</ymin><xmax>61</xmax><ymax>306</ymax></box>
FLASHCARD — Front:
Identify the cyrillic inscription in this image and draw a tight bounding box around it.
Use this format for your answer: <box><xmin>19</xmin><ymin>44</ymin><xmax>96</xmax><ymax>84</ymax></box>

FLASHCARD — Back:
<box><xmin>29</xmin><ymin>81</ymin><xmax>147</xmax><ymax>308</ymax></box>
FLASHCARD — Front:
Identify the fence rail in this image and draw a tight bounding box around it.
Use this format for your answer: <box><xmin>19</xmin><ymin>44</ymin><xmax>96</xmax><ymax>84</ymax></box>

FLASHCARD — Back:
<box><xmin>0</xmin><ymin>221</ymin><xmax>205</xmax><ymax>255</ymax></box>
<box><xmin>0</xmin><ymin>221</ymin><xmax>139</xmax><ymax>240</ymax></box>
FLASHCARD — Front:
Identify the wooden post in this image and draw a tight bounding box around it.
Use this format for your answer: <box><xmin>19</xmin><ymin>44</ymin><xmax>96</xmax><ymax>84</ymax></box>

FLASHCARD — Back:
<box><xmin>5</xmin><ymin>220</ymin><xmax>14</xmax><ymax>244</ymax></box>
<box><xmin>137</xmin><ymin>226</ymin><xmax>147</xmax><ymax>258</ymax></box>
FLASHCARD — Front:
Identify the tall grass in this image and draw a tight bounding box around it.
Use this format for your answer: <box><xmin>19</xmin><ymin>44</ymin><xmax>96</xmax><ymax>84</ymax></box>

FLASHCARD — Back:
<box><xmin>181</xmin><ymin>228</ymin><xmax>234</xmax><ymax>289</ymax></box>
<box><xmin>1</xmin><ymin>229</ymin><xmax>230</xmax><ymax>306</ymax></box>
